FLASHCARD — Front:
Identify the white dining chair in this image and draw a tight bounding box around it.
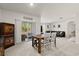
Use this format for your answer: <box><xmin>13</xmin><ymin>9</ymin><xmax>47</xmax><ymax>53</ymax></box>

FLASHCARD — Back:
<box><xmin>50</xmin><ymin>32</ymin><xmax>56</xmax><ymax>47</ymax></box>
<box><xmin>41</xmin><ymin>33</ymin><xmax>51</xmax><ymax>53</ymax></box>
<box><xmin>45</xmin><ymin>33</ymin><xmax>51</xmax><ymax>40</ymax></box>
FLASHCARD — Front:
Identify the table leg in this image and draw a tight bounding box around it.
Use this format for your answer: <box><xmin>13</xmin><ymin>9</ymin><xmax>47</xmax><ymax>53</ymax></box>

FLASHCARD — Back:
<box><xmin>38</xmin><ymin>38</ymin><xmax>41</xmax><ymax>53</ymax></box>
<box><xmin>35</xmin><ymin>40</ymin><xmax>37</xmax><ymax>47</ymax></box>
<box><xmin>32</xmin><ymin>37</ymin><xmax>34</xmax><ymax>47</ymax></box>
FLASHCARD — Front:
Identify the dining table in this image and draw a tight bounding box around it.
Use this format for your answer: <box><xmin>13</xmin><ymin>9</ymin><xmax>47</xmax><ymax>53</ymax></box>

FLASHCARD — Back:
<box><xmin>32</xmin><ymin>34</ymin><xmax>56</xmax><ymax>54</ymax></box>
<box><xmin>32</xmin><ymin>34</ymin><xmax>45</xmax><ymax>53</ymax></box>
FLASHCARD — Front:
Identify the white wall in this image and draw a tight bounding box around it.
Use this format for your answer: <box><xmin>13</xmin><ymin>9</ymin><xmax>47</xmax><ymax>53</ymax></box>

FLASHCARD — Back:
<box><xmin>41</xmin><ymin>18</ymin><xmax>75</xmax><ymax>38</ymax></box>
<box><xmin>41</xmin><ymin>4</ymin><xmax>79</xmax><ymax>23</ymax></box>
<box><xmin>41</xmin><ymin>4</ymin><xmax>78</xmax><ymax>41</ymax></box>
<box><xmin>35</xmin><ymin>17</ymin><xmax>41</xmax><ymax>34</ymax></box>
<box><xmin>0</xmin><ymin>9</ymin><xmax>41</xmax><ymax>44</ymax></box>
<box><xmin>32</xmin><ymin>22</ymin><xmax>36</xmax><ymax>35</ymax></box>
<box><xmin>52</xmin><ymin>18</ymin><xmax>75</xmax><ymax>37</ymax></box>
<box><xmin>0</xmin><ymin>9</ymin><xmax>2</xmax><ymax>19</ymax></box>
<box><xmin>15</xmin><ymin>19</ymin><xmax>22</xmax><ymax>43</ymax></box>
<box><xmin>75</xmin><ymin>13</ymin><xmax>79</xmax><ymax>43</ymax></box>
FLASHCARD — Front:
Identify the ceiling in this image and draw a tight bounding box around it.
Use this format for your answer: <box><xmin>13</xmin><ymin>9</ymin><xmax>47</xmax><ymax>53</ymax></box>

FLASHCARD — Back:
<box><xmin>0</xmin><ymin>3</ymin><xmax>45</xmax><ymax>17</ymax></box>
<box><xmin>0</xmin><ymin>3</ymin><xmax>79</xmax><ymax>17</ymax></box>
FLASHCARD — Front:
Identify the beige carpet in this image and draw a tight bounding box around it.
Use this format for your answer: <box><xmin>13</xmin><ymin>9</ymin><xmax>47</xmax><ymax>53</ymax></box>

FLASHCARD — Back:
<box><xmin>5</xmin><ymin>37</ymin><xmax>79</xmax><ymax>56</ymax></box>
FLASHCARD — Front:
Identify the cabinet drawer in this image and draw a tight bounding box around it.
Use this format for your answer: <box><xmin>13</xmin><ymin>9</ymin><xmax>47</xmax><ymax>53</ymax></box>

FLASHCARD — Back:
<box><xmin>4</xmin><ymin>37</ymin><xmax>14</xmax><ymax>45</ymax></box>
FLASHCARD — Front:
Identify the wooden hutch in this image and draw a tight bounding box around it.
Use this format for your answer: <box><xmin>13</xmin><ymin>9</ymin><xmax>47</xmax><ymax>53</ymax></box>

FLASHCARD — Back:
<box><xmin>0</xmin><ymin>23</ymin><xmax>15</xmax><ymax>56</ymax></box>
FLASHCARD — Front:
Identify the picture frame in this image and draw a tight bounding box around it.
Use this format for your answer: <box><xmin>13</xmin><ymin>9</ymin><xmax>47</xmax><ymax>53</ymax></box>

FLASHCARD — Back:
<box><xmin>58</xmin><ymin>25</ymin><xmax>60</xmax><ymax>28</ymax></box>
<box><xmin>53</xmin><ymin>25</ymin><xmax>55</xmax><ymax>28</ymax></box>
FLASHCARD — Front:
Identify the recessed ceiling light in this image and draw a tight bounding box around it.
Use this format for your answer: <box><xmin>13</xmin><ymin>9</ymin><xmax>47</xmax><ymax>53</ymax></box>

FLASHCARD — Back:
<box><xmin>30</xmin><ymin>3</ymin><xmax>34</xmax><ymax>6</ymax></box>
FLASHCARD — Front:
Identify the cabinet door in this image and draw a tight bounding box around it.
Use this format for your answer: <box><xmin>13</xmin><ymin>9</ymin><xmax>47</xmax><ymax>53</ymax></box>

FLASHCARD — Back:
<box><xmin>4</xmin><ymin>24</ymin><xmax>14</xmax><ymax>35</ymax></box>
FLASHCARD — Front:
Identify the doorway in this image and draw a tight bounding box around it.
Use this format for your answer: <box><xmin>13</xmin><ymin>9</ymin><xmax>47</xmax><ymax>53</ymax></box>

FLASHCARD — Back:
<box><xmin>67</xmin><ymin>21</ymin><xmax>76</xmax><ymax>39</ymax></box>
<box><xmin>21</xmin><ymin>22</ymin><xmax>32</xmax><ymax>42</ymax></box>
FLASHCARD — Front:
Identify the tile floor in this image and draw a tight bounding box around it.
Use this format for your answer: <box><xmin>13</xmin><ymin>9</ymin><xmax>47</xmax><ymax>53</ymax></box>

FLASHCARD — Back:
<box><xmin>5</xmin><ymin>37</ymin><xmax>79</xmax><ymax>56</ymax></box>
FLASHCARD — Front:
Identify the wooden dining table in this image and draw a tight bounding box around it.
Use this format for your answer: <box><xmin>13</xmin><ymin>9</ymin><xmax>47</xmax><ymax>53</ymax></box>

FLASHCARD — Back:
<box><xmin>32</xmin><ymin>34</ymin><xmax>45</xmax><ymax>53</ymax></box>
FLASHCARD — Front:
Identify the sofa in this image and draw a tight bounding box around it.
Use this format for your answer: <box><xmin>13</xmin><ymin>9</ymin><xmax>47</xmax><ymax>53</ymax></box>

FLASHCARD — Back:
<box><xmin>46</xmin><ymin>31</ymin><xmax>65</xmax><ymax>37</ymax></box>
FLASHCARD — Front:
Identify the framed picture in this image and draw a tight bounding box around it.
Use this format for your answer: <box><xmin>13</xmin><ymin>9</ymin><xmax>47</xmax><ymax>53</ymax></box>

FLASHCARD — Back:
<box><xmin>58</xmin><ymin>25</ymin><xmax>60</xmax><ymax>28</ymax></box>
<box><xmin>53</xmin><ymin>25</ymin><xmax>55</xmax><ymax>28</ymax></box>
<box><xmin>47</xmin><ymin>25</ymin><xmax>49</xmax><ymax>28</ymax></box>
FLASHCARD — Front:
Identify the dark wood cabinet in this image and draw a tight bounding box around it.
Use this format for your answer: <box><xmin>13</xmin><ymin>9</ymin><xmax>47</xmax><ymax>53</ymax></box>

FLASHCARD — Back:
<box><xmin>0</xmin><ymin>23</ymin><xmax>15</xmax><ymax>49</ymax></box>
<box><xmin>4</xmin><ymin>35</ymin><xmax>14</xmax><ymax>49</ymax></box>
<box><xmin>0</xmin><ymin>47</ymin><xmax>4</xmax><ymax>56</ymax></box>
<box><xmin>0</xmin><ymin>23</ymin><xmax>14</xmax><ymax>35</ymax></box>
<box><xmin>0</xmin><ymin>36</ymin><xmax>4</xmax><ymax>56</ymax></box>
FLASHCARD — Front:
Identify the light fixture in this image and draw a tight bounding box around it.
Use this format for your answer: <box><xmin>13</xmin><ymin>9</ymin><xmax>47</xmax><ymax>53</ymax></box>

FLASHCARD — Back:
<box><xmin>30</xmin><ymin>3</ymin><xmax>34</xmax><ymax>6</ymax></box>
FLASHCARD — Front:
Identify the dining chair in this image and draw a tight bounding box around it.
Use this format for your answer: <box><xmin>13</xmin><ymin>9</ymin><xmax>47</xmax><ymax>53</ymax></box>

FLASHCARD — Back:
<box><xmin>50</xmin><ymin>32</ymin><xmax>56</xmax><ymax>47</ymax></box>
<box><xmin>45</xmin><ymin>33</ymin><xmax>51</xmax><ymax>40</ymax></box>
<box><xmin>41</xmin><ymin>33</ymin><xmax>51</xmax><ymax>53</ymax></box>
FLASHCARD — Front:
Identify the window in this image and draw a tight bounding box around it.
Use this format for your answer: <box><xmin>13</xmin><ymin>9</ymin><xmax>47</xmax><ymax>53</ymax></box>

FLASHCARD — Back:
<box><xmin>22</xmin><ymin>22</ymin><xmax>32</xmax><ymax>33</ymax></box>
